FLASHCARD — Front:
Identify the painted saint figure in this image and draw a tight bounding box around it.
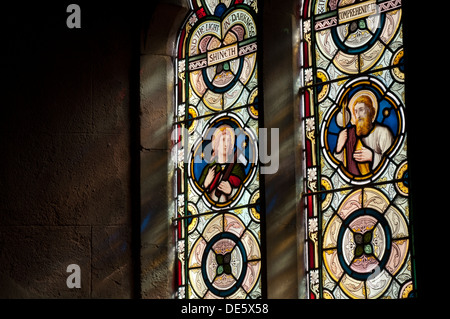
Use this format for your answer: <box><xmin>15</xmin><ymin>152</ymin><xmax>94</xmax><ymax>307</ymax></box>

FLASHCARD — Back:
<box><xmin>334</xmin><ymin>94</ymin><xmax>394</xmax><ymax>176</ymax></box>
<box><xmin>198</xmin><ymin>125</ymin><xmax>246</xmax><ymax>203</ymax></box>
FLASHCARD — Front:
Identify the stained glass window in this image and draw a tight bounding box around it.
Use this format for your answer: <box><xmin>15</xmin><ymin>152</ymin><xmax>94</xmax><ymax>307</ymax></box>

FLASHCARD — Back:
<box><xmin>300</xmin><ymin>0</ymin><xmax>417</xmax><ymax>299</ymax></box>
<box><xmin>173</xmin><ymin>0</ymin><xmax>262</xmax><ymax>299</ymax></box>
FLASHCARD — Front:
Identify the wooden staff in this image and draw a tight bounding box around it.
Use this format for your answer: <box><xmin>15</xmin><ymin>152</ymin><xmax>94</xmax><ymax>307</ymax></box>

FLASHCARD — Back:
<box><xmin>342</xmin><ymin>95</ymin><xmax>348</xmax><ymax>168</ymax></box>
<box><xmin>214</xmin><ymin>149</ymin><xmax>238</xmax><ymax>198</ymax></box>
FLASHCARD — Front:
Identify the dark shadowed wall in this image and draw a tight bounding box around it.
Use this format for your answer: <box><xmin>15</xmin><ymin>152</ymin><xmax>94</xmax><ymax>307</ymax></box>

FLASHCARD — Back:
<box><xmin>1</xmin><ymin>1</ymin><xmax>136</xmax><ymax>298</ymax></box>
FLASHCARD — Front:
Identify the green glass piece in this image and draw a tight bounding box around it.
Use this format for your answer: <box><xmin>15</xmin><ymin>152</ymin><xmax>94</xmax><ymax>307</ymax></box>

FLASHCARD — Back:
<box><xmin>364</xmin><ymin>231</ymin><xmax>372</xmax><ymax>244</ymax></box>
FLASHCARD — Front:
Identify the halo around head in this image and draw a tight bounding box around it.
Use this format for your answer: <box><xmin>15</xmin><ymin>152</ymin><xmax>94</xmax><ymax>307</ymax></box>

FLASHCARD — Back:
<box><xmin>348</xmin><ymin>90</ymin><xmax>378</xmax><ymax>125</ymax></box>
<box><xmin>211</xmin><ymin>124</ymin><xmax>235</xmax><ymax>146</ymax></box>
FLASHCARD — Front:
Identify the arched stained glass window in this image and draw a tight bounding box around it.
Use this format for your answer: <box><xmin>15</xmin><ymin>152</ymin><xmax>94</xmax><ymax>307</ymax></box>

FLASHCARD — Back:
<box><xmin>300</xmin><ymin>0</ymin><xmax>417</xmax><ymax>299</ymax></box>
<box><xmin>173</xmin><ymin>0</ymin><xmax>262</xmax><ymax>299</ymax></box>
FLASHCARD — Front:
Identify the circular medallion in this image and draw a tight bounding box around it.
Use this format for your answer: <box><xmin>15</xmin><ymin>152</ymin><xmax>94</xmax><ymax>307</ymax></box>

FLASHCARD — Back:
<box><xmin>323</xmin><ymin>188</ymin><xmax>410</xmax><ymax>299</ymax></box>
<box><xmin>337</xmin><ymin>208</ymin><xmax>392</xmax><ymax>281</ymax></box>
<box><xmin>321</xmin><ymin>77</ymin><xmax>405</xmax><ymax>184</ymax></box>
<box><xmin>188</xmin><ymin>7</ymin><xmax>257</xmax><ymax>111</ymax></box>
<box><xmin>320</xmin><ymin>176</ymin><xmax>333</xmax><ymax>211</ymax></box>
<box><xmin>317</xmin><ymin>69</ymin><xmax>330</xmax><ymax>102</ymax></box>
<box><xmin>315</xmin><ymin>3</ymin><xmax>402</xmax><ymax>74</ymax></box>
<box><xmin>188</xmin><ymin>213</ymin><xmax>261</xmax><ymax>298</ymax></box>
<box><xmin>399</xmin><ymin>280</ymin><xmax>415</xmax><ymax>298</ymax></box>
<box><xmin>395</xmin><ymin>161</ymin><xmax>409</xmax><ymax>196</ymax></box>
<box><xmin>202</xmin><ymin>232</ymin><xmax>247</xmax><ymax>297</ymax></box>
<box><xmin>332</xmin><ymin>12</ymin><xmax>384</xmax><ymax>54</ymax></box>
<box><xmin>187</xmin><ymin>106</ymin><xmax>199</xmax><ymax>134</ymax></box>
<box><xmin>189</xmin><ymin>113</ymin><xmax>258</xmax><ymax>209</ymax></box>
<box><xmin>323</xmin><ymin>289</ymin><xmax>334</xmax><ymax>299</ymax></box>
<box><xmin>249</xmin><ymin>190</ymin><xmax>260</xmax><ymax>222</ymax></box>
<box><xmin>247</xmin><ymin>88</ymin><xmax>259</xmax><ymax>119</ymax></box>
<box><xmin>391</xmin><ymin>48</ymin><xmax>405</xmax><ymax>83</ymax></box>
<box><xmin>187</xmin><ymin>202</ymin><xmax>199</xmax><ymax>233</ymax></box>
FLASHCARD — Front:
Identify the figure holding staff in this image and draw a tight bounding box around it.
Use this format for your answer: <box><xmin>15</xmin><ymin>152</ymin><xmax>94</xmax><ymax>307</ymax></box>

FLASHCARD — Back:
<box><xmin>334</xmin><ymin>91</ymin><xmax>394</xmax><ymax>176</ymax></box>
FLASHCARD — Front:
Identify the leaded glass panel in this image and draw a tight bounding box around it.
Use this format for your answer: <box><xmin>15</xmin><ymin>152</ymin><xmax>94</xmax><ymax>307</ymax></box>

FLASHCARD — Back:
<box><xmin>174</xmin><ymin>0</ymin><xmax>262</xmax><ymax>299</ymax></box>
<box><xmin>301</xmin><ymin>0</ymin><xmax>416</xmax><ymax>299</ymax></box>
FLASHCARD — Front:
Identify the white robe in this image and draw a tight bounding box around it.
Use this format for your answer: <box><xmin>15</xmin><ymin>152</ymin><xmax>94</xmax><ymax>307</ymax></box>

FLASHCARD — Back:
<box><xmin>334</xmin><ymin>124</ymin><xmax>394</xmax><ymax>169</ymax></box>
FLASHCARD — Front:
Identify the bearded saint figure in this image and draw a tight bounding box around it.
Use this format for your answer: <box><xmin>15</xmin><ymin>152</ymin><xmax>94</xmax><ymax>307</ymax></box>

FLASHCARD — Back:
<box><xmin>334</xmin><ymin>95</ymin><xmax>394</xmax><ymax>176</ymax></box>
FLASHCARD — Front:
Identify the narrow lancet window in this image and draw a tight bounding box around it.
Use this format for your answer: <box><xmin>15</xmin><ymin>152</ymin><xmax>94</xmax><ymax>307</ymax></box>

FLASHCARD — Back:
<box><xmin>173</xmin><ymin>0</ymin><xmax>262</xmax><ymax>299</ymax></box>
<box><xmin>300</xmin><ymin>0</ymin><xmax>416</xmax><ymax>299</ymax></box>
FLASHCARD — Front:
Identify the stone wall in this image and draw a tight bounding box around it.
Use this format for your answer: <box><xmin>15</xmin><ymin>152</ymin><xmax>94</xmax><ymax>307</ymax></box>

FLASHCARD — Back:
<box><xmin>139</xmin><ymin>1</ymin><xmax>189</xmax><ymax>299</ymax></box>
<box><xmin>0</xmin><ymin>2</ymin><xmax>136</xmax><ymax>298</ymax></box>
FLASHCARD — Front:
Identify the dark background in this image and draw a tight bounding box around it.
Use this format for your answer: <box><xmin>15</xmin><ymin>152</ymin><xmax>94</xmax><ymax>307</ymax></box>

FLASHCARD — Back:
<box><xmin>1</xmin><ymin>1</ymin><xmax>142</xmax><ymax>298</ymax></box>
